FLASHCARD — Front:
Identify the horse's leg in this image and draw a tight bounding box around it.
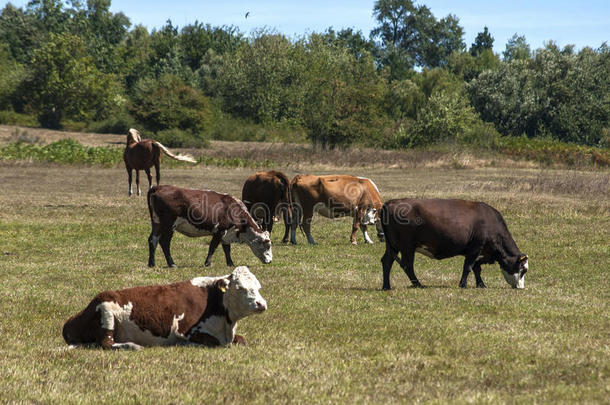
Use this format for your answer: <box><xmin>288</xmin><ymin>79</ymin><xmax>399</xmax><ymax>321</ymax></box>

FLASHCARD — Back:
<box><xmin>135</xmin><ymin>170</ymin><xmax>141</xmax><ymax>196</ymax></box>
<box><xmin>126</xmin><ymin>166</ymin><xmax>133</xmax><ymax>196</ymax></box>
<box><xmin>144</xmin><ymin>168</ymin><xmax>152</xmax><ymax>191</ymax></box>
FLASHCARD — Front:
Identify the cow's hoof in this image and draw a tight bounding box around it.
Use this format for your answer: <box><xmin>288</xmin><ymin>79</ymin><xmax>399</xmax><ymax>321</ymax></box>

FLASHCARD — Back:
<box><xmin>168</xmin><ymin>264</ymin><xmax>177</xmax><ymax>268</ymax></box>
<box><xmin>148</xmin><ymin>263</ymin><xmax>155</xmax><ymax>268</ymax></box>
<box><xmin>459</xmin><ymin>282</ymin><xmax>467</xmax><ymax>288</ymax></box>
<box><xmin>476</xmin><ymin>283</ymin><xmax>487</xmax><ymax>288</ymax></box>
<box><xmin>411</xmin><ymin>283</ymin><xmax>425</xmax><ymax>289</ymax></box>
<box><xmin>204</xmin><ymin>262</ymin><xmax>211</xmax><ymax>267</ymax></box>
<box><xmin>351</xmin><ymin>241</ymin><xmax>357</xmax><ymax>245</ymax></box>
<box><xmin>382</xmin><ymin>286</ymin><xmax>392</xmax><ymax>291</ymax></box>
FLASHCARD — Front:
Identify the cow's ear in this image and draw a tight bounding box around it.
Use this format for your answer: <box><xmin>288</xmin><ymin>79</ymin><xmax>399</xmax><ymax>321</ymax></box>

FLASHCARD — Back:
<box><xmin>519</xmin><ymin>255</ymin><xmax>528</xmax><ymax>263</ymax></box>
<box><xmin>216</xmin><ymin>278</ymin><xmax>230</xmax><ymax>293</ymax></box>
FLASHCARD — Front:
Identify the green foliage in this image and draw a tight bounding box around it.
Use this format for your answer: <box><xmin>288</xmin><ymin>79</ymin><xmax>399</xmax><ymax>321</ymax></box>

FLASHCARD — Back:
<box><xmin>0</xmin><ymin>44</ymin><xmax>26</xmax><ymax>110</ymax></box>
<box><xmin>470</xmin><ymin>26</ymin><xmax>493</xmax><ymax>56</ymax></box>
<box><xmin>300</xmin><ymin>35</ymin><xmax>389</xmax><ymax>149</ymax></box>
<box><xmin>503</xmin><ymin>34</ymin><xmax>531</xmax><ymax>61</ymax></box>
<box><xmin>155</xmin><ymin>128</ymin><xmax>209</xmax><ymax>148</ymax></box>
<box><xmin>0</xmin><ymin>139</ymin><xmax>122</xmax><ymax>166</ymax></box>
<box><xmin>214</xmin><ymin>32</ymin><xmax>304</xmax><ymax>124</ymax></box>
<box><xmin>447</xmin><ymin>49</ymin><xmax>500</xmax><ymax>82</ymax></box>
<box><xmin>469</xmin><ymin>43</ymin><xmax>610</xmax><ymax>145</ymax></box>
<box><xmin>22</xmin><ymin>33</ymin><xmax>122</xmax><ymax>128</ymax></box>
<box><xmin>86</xmin><ymin>111</ymin><xmax>138</xmax><ymax>134</ymax></box>
<box><xmin>129</xmin><ymin>73</ymin><xmax>211</xmax><ymax>134</ymax></box>
<box><xmin>371</xmin><ymin>0</ymin><xmax>465</xmax><ymax>69</ymax></box>
<box><xmin>0</xmin><ymin>110</ymin><xmax>39</xmax><ymax>126</ymax></box>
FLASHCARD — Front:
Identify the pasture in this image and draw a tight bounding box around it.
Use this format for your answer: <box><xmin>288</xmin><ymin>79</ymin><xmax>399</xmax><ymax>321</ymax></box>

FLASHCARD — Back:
<box><xmin>0</xmin><ymin>158</ymin><xmax>608</xmax><ymax>402</ymax></box>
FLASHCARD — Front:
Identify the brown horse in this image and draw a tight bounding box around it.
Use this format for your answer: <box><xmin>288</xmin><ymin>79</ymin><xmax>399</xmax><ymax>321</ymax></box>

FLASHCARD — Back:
<box><xmin>123</xmin><ymin>128</ymin><xmax>196</xmax><ymax>196</ymax></box>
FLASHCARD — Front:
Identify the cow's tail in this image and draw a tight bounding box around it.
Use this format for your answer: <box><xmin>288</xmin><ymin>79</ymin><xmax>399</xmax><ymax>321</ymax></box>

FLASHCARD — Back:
<box><xmin>147</xmin><ymin>187</ymin><xmax>158</xmax><ymax>224</ymax></box>
<box><xmin>152</xmin><ymin>141</ymin><xmax>196</xmax><ymax>163</ymax></box>
<box><xmin>289</xmin><ymin>176</ymin><xmax>306</xmax><ymax>237</ymax></box>
<box><xmin>277</xmin><ymin>172</ymin><xmax>293</xmax><ymax>225</ymax></box>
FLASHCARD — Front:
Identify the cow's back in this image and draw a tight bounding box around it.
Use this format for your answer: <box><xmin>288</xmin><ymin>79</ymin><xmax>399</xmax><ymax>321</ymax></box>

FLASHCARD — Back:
<box><xmin>242</xmin><ymin>171</ymin><xmax>290</xmax><ymax>209</ymax></box>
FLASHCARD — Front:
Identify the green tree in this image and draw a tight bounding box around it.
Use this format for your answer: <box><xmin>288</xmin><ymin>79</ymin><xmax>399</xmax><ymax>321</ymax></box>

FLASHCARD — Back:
<box><xmin>23</xmin><ymin>33</ymin><xmax>120</xmax><ymax>128</ymax></box>
<box><xmin>470</xmin><ymin>26</ymin><xmax>493</xmax><ymax>56</ymax></box>
<box><xmin>129</xmin><ymin>73</ymin><xmax>211</xmax><ymax>134</ymax></box>
<box><xmin>503</xmin><ymin>34</ymin><xmax>531</xmax><ymax>61</ymax></box>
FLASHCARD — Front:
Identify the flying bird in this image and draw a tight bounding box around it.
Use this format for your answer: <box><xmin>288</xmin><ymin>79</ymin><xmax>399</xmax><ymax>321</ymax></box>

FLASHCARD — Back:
<box><xmin>245</xmin><ymin>11</ymin><xmax>250</xmax><ymax>18</ymax></box>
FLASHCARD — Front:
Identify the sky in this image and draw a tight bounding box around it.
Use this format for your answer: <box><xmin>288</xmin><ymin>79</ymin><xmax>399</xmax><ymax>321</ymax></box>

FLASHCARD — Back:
<box><xmin>5</xmin><ymin>0</ymin><xmax>610</xmax><ymax>53</ymax></box>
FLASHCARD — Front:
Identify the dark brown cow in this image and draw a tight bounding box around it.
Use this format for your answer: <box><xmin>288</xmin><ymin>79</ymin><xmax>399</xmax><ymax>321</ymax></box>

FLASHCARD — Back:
<box><xmin>242</xmin><ymin>170</ymin><xmax>292</xmax><ymax>243</ymax></box>
<box><xmin>147</xmin><ymin>185</ymin><xmax>272</xmax><ymax>268</ymax></box>
<box><xmin>124</xmin><ymin>128</ymin><xmax>196</xmax><ymax>196</ymax></box>
<box><xmin>380</xmin><ymin>198</ymin><xmax>529</xmax><ymax>290</ymax></box>
<box><xmin>62</xmin><ymin>266</ymin><xmax>266</xmax><ymax>349</ymax></box>
<box><xmin>290</xmin><ymin>174</ymin><xmax>384</xmax><ymax>245</ymax></box>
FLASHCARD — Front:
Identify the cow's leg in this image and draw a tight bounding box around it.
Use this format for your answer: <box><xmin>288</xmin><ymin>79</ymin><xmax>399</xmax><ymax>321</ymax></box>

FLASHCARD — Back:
<box><xmin>303</xmin><ymin>215</ymin><xmax>315</xmax><ymax>244</ymax></box>
<box><xmin>159</xmin><ymin>230</ymin><xmax>176</xmax><ymax>268</ymax></box>
<box><xmin>400</xmin><ymin>247</ymin><xmax>423</xmax><ymax>288</ymax></box>
<box><xmin>281</xmin><ymin>207</ymin><xmax>291</xmax><ymax>244</ymax></box>
<box><xmin>460</xmin><ymin>256</ymin><xmax>476</xmax><ymax>288</ymax></box>
<box><xmin>147</xmin><ymin>227</ymin><xmax>160</xmax><ymax>267</ymax></box>
<box><xmin>144</xmin><ymin>168</ymin><xmax>153</xmax><ymax>191</ymax></box>
<box><xmin>290</xmin><ymin>204</ymin><xmax>302</xmax><ymax>245</ymax></box>
<box><xmin>222</xmin><ymin>243</ymin><xmax>234</xmax><ymax>267</ymax></box>
<box><xmin>135</xmin><ymin>170</ymin><xmax>141</xmax><ymax>196</ymax></box>
<box><xmin>360</xmin><ymin>224</ymin><xmax>374</xmax><ymax>244</ymax></box>
<box><xmin>381</xmin><ymin>244</ymin><xmax>398</xmax><ymax>290</ymax></box>
<box><xmin>350</xmin><ymin>216</ymin><xmax>360</xmax><ymax>245</ymax></box>
<box><xmin>126</xmin><ymin>166</ymin><xmax>133</xmax><ymax>196</ymax></box>
<box><xmin>204</xmin><ymin>233</ymin><xmax>222</xmax><ymax>267</ymax></box>
<box><xmin>473</xmin><ymin>261</ymin><xmax>486</xmax><ymax>288</ymax></box>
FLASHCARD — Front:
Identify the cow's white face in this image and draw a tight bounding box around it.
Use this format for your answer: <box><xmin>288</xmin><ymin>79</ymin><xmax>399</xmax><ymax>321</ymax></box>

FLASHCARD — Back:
<box><xmin>361</xmin><ymin>208</ymin><xmax>377</xmax><ymax>225</ymax></box>
<box><xmin>223</xmin><ymin>266</ymin><xmax>267</xmax><ymax>321</ymax></box>
<box><xmin>242</xmin><ymin>227</ymin><xmax>272</xmax><ymax>264</ymax></box>
<box><xmin>222</xmin><ymin>226</ymin><xmax>272</xmax><ymax>264</ymax></box>
<box><xmin>502</xmin><ymin>256</ymin><xmax>528</xmax><ymax>289</ymax></box>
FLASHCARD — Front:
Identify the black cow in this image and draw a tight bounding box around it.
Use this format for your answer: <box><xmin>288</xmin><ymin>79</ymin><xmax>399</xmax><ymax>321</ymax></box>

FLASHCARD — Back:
<box><xmin>381</xmin><ymin>198</ymin><xmax>528</xmax><ymax>290</ymax></box>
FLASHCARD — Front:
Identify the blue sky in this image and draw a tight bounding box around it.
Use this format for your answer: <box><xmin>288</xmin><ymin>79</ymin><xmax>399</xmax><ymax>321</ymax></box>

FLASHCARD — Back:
<box><xmin>5</xmin><ymin>0</ymin><xmax>610</xmax><ymax>52</ymax></box>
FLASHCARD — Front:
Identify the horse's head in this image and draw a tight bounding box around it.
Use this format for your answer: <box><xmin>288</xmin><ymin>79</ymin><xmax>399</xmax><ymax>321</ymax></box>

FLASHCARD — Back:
<box><xmin>127</xmin><ymin>128</ymin><xmax>141</xmax><ymax>144</ymax></box>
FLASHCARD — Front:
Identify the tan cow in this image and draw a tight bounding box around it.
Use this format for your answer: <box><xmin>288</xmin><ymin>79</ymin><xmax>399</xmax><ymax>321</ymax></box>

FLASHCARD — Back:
<box><xmin>290</xmin><ymin>174</ymin><xmax>384</xmax><ymax>245</ymax></box>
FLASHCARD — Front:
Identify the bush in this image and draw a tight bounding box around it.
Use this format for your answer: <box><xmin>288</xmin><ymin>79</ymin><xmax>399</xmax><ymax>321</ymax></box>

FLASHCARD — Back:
<box><xmin>0</xmin><ymin>110</ymin><xmax>38</xmax><ymax>127</ymax></box>
<box><xmin>87</xmin><ymin>112</ymin><xmax>138</xmax><ymax>134</ymax></box>
<box><xmin>0</xmin><ymin>139</ymin><xmax>122</xmax><ymax>166</ymax></box>
<box><xmin>155</xmin><ymin>128</ymin><xmax>209</xmax><ymax>148</ymax></box>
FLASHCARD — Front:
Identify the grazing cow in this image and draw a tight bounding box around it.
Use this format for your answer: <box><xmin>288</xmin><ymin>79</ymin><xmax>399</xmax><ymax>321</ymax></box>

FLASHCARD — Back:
<box><xmin>147</xmin><ymin>185</ymin><xmax>272</xmax><ymax>268</ymax></box>
<box><xmin>380</xmin><ymin>198</ymin><xmax>529</xmax><ymax>290</ymax></box>
<box><xmin>62</xmin><ymin>266</ymin><xmax>267</xmax><ymax>350</ymax></box>
<box><xmin>242</xmin><ymin>170</ymin><xmax>292</xmax><ymax>243</ymax></box>
<box><xmin>124</xmin><ymin>128</ymin><xmax>196</xmax><ymax>196</ymax></box>
<box><xmin>290</xmin><ymin>174</ymin><xmax>384</xmax><ymax>245</ymax></box>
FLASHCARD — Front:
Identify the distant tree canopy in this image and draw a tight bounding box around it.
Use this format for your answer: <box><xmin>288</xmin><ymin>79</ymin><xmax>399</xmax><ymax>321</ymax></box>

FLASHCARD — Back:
<box><xmin>0</xmin><ymin>0</ymin><xmax>608</xmax><ymax>147</ymax></box>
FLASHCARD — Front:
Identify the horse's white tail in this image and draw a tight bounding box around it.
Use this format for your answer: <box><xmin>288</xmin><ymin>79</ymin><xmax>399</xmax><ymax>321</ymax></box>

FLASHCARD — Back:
<box><xmin>153</xmin><ymin>141</ymin><xmax>196</xmax><ymax>163</ymax></box>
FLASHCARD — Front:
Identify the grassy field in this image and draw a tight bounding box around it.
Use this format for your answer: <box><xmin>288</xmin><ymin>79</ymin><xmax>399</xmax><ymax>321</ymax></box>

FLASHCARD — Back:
<box><xmin>0</xmin><ymin>158</ymin><xmax>608</xmax><ymax>403</ymax></box>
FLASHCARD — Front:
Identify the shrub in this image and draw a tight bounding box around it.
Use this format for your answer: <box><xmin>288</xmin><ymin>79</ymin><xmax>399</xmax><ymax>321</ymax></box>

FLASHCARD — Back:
<box><xmin>87</xmin><ymin>111</ymin><xmax>138</xmax><ymax>134</ymax></box>
<box><xmin>0</xmin><ymin>110</ymin><xmax>38</xmax><ymax>127</ymax></box>
<box><xmin>155</xmin><ymin>128</ymin><xmax>209</xmax><ymax>148</ymax></box>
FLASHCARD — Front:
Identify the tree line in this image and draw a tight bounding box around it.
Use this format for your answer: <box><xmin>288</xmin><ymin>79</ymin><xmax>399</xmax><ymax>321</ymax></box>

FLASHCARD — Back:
<box><xmin>0</xmin><ymin>0</ymin><xmax>608</xmax><ymax>148</ymax></box>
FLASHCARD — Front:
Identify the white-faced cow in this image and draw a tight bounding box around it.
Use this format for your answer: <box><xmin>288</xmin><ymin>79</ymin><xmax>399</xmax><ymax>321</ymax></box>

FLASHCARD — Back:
<box><xmin>124</xmin><ymin>128</ymin><xmax>196</xmax><ymax>196</ymax></box>
<box><xmin>242</xmin><ymin>170</ymin><xmax>292</xmax><ymax>243</ymax></box>
<box><xmin>290</xmin><ymin>174</ymin><xmax>384</xmax><ymax>245</ymax></box>
<box><xmin>381</xmin><ymin>198</ymin><xmax>528</xmax><ymax>290</ymax></box>
<box><xmin>147</xmin><ymin>185</ymin><xmax>272</xmax><ymax>268</ymax></box>
<box><xmin>62</xmin><ymin>266</ymin><xmax>267</xmax><ymax>349</ymax></box>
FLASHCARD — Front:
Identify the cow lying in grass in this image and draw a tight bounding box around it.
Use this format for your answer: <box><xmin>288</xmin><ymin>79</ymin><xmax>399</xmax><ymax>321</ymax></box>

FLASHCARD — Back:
<box><xmin>381</xmin><ymin>198</ymin><xmax>528</xmax><ymax>290</ymax></box>
<box><xmin>62</xmin><ymin>267</ymin><xmax>267</xmax><ymax>349</ymax></box>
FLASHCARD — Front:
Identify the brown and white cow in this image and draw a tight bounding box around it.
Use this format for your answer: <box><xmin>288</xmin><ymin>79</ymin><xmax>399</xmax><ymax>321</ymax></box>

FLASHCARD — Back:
<box><xmin>380</xmin><ymin>198</ymin><xmax>529</xmax><ymax>290</ymax></box>
<box><xmin>290</xmin><ymin>174</ymin><xmax>384</xmax><ymax>245</ymax></box>
<box><xmin>242</xmin><ymin>170</ymin><xmax>293</xmax><ymax>243</ymax></box>
<box><xmin>147</xmin><ymin>185</ymin><xmax>272</xmax><ymax>268</ymax></box>
<box><xmin>62</xmin><ymin>266</ymin><xmax>267</xmax><ymax>349</ymax></box>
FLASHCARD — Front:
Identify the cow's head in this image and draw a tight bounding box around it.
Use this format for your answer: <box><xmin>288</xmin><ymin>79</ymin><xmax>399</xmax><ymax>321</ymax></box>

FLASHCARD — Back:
<box><xmin>223</xmin><ymin>224</ymin><xmax>272</xmax><ymax>264</ymax></box>
<box><xmin>220</xmin><ymin>266</ymin><xmax>267</xmax><ymax>321</ymax></box>
<box><xmin>361</xmin><ymin>207</ymin><xmax>378</xmax><ymax>226</ymax></box>
<box><xmin>501</xmin><ymin>254</ymin><xmax>528</xmax><ymax>289</ymax></box>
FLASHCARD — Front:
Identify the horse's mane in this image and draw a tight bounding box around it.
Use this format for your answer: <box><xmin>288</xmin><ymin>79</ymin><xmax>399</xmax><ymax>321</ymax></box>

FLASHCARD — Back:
<box><xmin>127</xmin><ymin>128</ymin><xmax>142</xmax><ymax>144</ymax></box>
